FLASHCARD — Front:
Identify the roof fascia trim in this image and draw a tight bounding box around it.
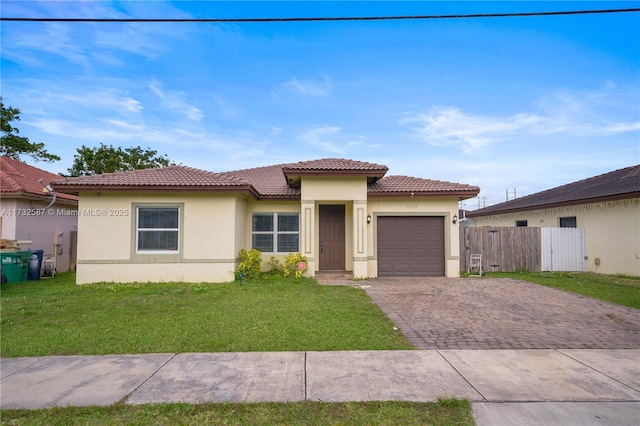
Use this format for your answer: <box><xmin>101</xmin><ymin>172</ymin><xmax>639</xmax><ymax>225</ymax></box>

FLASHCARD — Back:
<box><xmin>468</xmin><ymin>192</ymin><xmax>640</xmax><ymax>217</ymax></box>
<box><xmin>50</xmin><ymin>184</ymin><xmax>261</xmax><ymax>199</ymax></box>
<box><xmin>368</xmin><ymin>191</ymin><xmax>480</xmax><ymax>199</ymax></box>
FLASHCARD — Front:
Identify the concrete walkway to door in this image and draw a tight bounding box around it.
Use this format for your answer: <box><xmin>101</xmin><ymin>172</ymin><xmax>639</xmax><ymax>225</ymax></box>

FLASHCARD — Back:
<box><xmin>355</xmin><ymin>277</ymin><xmax>639</xmax><ymax>350</ymax></box>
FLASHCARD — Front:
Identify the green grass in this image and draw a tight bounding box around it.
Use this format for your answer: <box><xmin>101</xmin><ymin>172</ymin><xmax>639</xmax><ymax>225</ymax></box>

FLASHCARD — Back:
<box><xmin>0</xmin><ymin>276</ymin><xmax>473</xmax><ymax>424</ymax></box>
<box><xmin>485</xmin><ymin>271</ymin><xmax>640</xmax><ymax>309</ymax></box>
<box><xmin>0</xmin><ymin>273</ymin><xmax>414</xmax><ymax>357</ymax></box>
<box><xmin>0</xmin><ymin>399</ymin><xmax>474</xmax><ymax>426</ymax></box>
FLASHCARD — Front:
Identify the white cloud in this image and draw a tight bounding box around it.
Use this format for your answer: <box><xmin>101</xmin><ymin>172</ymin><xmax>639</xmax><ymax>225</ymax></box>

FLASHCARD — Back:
<box><xmin>400</xmin><ymin>85</ymin><xmax>640</xmax><ymax>152</ymax></box>
<box><xmin>10</xmin><ymin>23</ymin><xmax>91</xmax><ymax>67</ymax></box>
<box><xmin>210</xmin><ymin>94</ymin><xmax>241</xmax><ymax>118</ymax></box>
<box><xmin>94</xmin><ymin>24</ymin><xmax>171</xmax><ymax>60</ymax></box>
<box><xmin>299</xmin><ymin>125</ymin><xmax>365</xmax><ymax>154</ymax></box>
<box><xmin>149</xmin><ymin>82</ymin><xmax>204</xmax><ymax>121</ymax></box>
<box><xmin>28</xmin><ymin>116</ymin><xmax>229</xmax><ymax>151</ymax></box>
<box><xmin>535</xmin><ymin>84</ymin><xmax>640</xmax><ymax>136</ymax></box>
<box><xmin>399</xmin><ymin>107</ymin><xmax>542</xmax><ymax>152</ymax></box>
<box><xmin>280</xmin><ymin>76</ymin><xmax>332</xmax><ymax>97</ymax></box>
<box><xmin>67</xmin><ymin>91</ymin><xmax>143</xmax><ymax>113</ymax></box>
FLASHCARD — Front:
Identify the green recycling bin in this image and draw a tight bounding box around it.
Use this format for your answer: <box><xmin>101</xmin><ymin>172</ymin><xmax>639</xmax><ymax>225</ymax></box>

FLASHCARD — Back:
<box><xmin>16</xmin><ymin>251</ymin><xmax>32</xmax><ymax>281</ymax></box>
<box><xmin>1</xmin><ymin>251</ymin><xmax>30</xmax><ymax>283</ymax></box>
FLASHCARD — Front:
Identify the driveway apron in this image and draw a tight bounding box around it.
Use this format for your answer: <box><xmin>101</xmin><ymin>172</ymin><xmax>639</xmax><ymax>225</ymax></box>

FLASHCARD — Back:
<box><xmin>361</xmin><ymin>277</ymin><xmax>640</xmax><ymax>350</ymax></box>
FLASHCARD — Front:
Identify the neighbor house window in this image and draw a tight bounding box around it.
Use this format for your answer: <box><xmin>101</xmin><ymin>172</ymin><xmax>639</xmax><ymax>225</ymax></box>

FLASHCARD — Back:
<box><xmin>136</xmin><ymin>207</ymin><xmax>180</xmax><ymax>252</ymax></box>
<box><xmin>515</xmin><ymin>220</ymin><xmax>528</xmax><ymax>227</ymax></box>
<box><xmin>559</xmin><ymin>216</ymin><xmax>577</xmax><ymax>228</ymax></box>
<box><xmin>252</xmin><ymin>213</ymin><xmax>299</xmax><ymax>253</ymax></box>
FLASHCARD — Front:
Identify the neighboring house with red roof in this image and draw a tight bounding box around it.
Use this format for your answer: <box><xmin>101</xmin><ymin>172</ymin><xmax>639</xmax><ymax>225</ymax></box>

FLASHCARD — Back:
<box><xmin>468</xmin><ymin>165</ymin><xmax>640</xmax><ymax>276</ymax></box>
<box><xmin>0</xmin><ymin>156</ymin><xmax>79</xmax><ymax>274</ymax></box>
<box><xmin>51</xmin><ymin>158</ymin><xmax>479</xmax><ymax>284</ymax></box>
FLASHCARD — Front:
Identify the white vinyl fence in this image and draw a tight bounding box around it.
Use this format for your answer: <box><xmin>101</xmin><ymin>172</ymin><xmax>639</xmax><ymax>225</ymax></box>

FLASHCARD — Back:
<box><xmin>541</xmin><ymin>227</ymin><xmax>585</xmax><ymax>272</ymax></box>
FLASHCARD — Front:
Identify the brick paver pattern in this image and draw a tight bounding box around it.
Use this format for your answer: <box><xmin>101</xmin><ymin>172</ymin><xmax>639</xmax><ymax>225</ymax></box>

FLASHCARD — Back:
<box><xmin>359</xmin><ymin>277</ymin><xmax>640</xmax><ymax>350</ymax></box>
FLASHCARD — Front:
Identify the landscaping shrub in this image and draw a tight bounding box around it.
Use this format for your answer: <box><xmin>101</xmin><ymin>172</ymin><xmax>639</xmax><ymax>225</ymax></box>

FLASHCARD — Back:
<box><xmin>263</xmin><ymin>256</ymin><xmax>285</xmax><ymax>279</ymax></box>
<box><xmin>236</xmin><ymin>249</ymin><xmax>262</xmax><ymax>280</ymax></box>
<box><xmin>284</xmin><ymin>253</ymin><xmax>308</xmax><ymax>279</ymax></box>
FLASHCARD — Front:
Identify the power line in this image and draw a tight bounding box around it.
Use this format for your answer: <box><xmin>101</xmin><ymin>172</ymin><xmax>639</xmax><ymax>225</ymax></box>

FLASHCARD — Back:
<box><xmin>2</xmin><ymin>8</ymin><xmax>639</xmax><ymax>23</ymax></box>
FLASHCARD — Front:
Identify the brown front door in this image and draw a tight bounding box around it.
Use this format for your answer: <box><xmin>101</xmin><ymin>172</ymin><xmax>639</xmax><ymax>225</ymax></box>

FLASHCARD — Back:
<box><xmin>319</xmin><ymin>205</ymin><xmax>345</xmax><ymax>271</ymax></box>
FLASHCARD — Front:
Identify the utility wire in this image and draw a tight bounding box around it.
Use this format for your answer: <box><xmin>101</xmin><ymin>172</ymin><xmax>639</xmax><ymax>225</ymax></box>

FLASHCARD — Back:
<box><xmin>2</xmin><ymin>8</ymin><xmax>639</xmax><ymax>23</ymax></box>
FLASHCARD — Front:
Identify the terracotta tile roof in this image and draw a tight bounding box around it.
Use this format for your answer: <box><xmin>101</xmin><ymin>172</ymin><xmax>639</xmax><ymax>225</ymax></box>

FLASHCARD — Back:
<box><xmin>368</xmin><ymin>175</ymin><xmax>480</xmax><ymax>198</ymax></box>
<box><xmin>0</xmin><ymin>156</ymin><xmax>78</xmax><ymax>203</ymax></box>
<box><xmin>51</xmin><ymin>166</ymin><xmax>258</xmax><ymax>197</ymax></box>
<box><xmin>224</xmin><ymin>164</ymin><xmax>299</xmax><ymax>199</ymax></box>
<box><xmin>469</xmin><ymin>165</ymin><xmax>640</xmax><ymax>217</ymax></box>
<box><xmin>282</xmin><ymin>158</ymin><xmax>388</xmax><ymax>178</ymax></box>
<box><xmin>49</xmin><ymin>158</ymin><xmax>480</xmax><ymax>201</ymax></box>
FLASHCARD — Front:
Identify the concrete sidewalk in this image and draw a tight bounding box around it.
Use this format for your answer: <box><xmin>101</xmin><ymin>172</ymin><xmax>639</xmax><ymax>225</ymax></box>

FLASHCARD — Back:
<box><xmin>2</xmin><ymin>349</ymin><xmax>639</xmax><ymax>425</ymax></box>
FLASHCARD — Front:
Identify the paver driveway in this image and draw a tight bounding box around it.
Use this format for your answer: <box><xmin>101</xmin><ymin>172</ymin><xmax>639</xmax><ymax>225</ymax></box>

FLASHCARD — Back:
<box><xmin>361</xmin><ymin>277</ymin><xmax>640</xmax><ymax>350</ymax></box>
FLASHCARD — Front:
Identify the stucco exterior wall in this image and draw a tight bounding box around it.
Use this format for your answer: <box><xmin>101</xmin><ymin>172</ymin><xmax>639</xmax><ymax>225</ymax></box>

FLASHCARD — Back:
<box><xmin>301</xmin><ymin>176</ymin><xmax>367</xmax><ymax>201</ymax></box>
<box><xmin>72</xmin><ymin>178</ymin><xmax>469</xmax><ymax>283</ymax></box>
<box><xmin>301</xmin><ymin>177</ymin><xmax>368</xmax><ymax>277</ymax></box>
<box><xmin>75</xmin><ymin>192</ymin><xmax>243</xmax><ymax>284</ymax></box>
<box><xmin>0</xmin><ymin>199</ymin><xmax>18</xmax><ymax>240</ymax></box>
<box><xmin>0</xmin><ymin>197</ymin><xmax>78</xmax><ymax>273</ymax></box>
<box><xmin>367</xmin><ymin>197</ymin><xmax>461</xmax><ymax>278</ymax></box>
<box><xmin>471</xmin><ymin>199</ymin><xmax>640</xmax><ymax>276</ymax></box>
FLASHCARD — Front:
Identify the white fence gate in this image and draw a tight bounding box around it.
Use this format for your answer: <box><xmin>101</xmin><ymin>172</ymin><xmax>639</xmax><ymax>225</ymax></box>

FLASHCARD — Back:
<box><xmin>541</xmin><ymin>227</ymin><xmax>585</xmax><ymax>272</ymax></box>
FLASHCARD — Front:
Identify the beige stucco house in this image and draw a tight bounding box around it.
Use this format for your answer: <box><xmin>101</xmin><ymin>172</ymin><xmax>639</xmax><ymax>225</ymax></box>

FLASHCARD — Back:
<box><xmin>1</xmin><ymin>157</ymin><xmax>79</xmax><ymax>274</ymax></box>
<box><xmin>51</xmin><ymin>158</ymin><xmax>479</xmax><ymax>284</ymax></box>
<box><xmin>468</xmin><ymin>165</ymin><xmax>640</xmax><ymax>276</ymax></box>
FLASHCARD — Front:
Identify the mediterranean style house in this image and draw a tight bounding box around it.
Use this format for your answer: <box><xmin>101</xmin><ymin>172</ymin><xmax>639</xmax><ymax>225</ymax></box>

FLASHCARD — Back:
<box><xmin>51</xmin><ymin>158</ymin><xmax>480</xmax><ymax>284</ymax></box>
<box><xmin>468</xmin><ymin>165</ymin><xmax>640</xmax><ymax>276</ymax></box>
<box><xmin>1</xmin><ymin>156</ymin><xmax>78</xmax><ymax>273</ymax></box>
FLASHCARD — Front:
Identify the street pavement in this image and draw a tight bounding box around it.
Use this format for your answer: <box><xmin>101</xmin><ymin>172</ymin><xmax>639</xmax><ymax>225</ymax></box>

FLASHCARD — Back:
<box><xmin>2</xmin><ymin>349</ymin><xmax>639</xmax><ymax>425</ymax></box>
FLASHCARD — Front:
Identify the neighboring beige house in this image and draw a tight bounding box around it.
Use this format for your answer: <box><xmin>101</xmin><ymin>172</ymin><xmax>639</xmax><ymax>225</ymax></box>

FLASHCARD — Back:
<box><xmin>51</xmin><ymin>158</ymin><xmax>479</xmax><ymax>284</ymax></box>
<box><xmin>0</xmin><ymin>156</ymin><xmax>79</xmax><ymax>273</ymax></box>
<box><xmin>468</xmin><ymin>165</ymin><xmax>640</xmax><ymax>276</ymax></box>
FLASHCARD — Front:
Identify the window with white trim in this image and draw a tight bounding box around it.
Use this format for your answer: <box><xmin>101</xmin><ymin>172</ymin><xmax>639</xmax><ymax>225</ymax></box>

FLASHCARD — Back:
<box><xmin>252</xmin><ymin>213</ymin><xmax>299</xmax><ymax>253</ymax></box>
<box><xmin>136</xmin><ymin>207</ymin><xmax>180</xmax><ymax>252</ymax></box>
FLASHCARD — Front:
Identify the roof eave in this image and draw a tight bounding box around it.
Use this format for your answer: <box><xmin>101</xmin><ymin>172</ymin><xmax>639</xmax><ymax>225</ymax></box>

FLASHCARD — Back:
<box><xmin>50</xmin><ymin>184</ymin><xmax>261</xmax><ymax>199</ymax></box>
<box><xmin>468</xmin><ymin>191</ymin><xmax>640</xmax><ymax>217</ymax></box>
<box><xmin>256</xmin><ymin>194</ymin><xmax>301</xmax><ymax>201</ymax></box>
<box><xmin>368</xmin><ymin>190</ymin><xmax>480</xmax><ymax>200</ymax></box>
<box><xmin>283</xmin><ymin>169</ymin><xmax>387</xmax><ymax>178</ymax></box>
<box><xmin>0</xmin><ymin>190</ymin><xmax>79</xmax><ymax>204</ymax></box>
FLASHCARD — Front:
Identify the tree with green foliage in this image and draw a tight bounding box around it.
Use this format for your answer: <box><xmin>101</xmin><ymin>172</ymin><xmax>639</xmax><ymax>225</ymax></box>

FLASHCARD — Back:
<box><xmin>0</xmin><ymin>97</ymin><xmax>61</xmax><ymax>163</ymax></box>
<box><xmin>68</xmin><ymin>143</ymin><xmax>174</xmax><ymax>176</ymax></box>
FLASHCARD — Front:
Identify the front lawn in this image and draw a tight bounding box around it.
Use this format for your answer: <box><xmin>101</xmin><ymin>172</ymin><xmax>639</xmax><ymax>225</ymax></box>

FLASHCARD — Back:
<box><xmin>485</xmin><ymin>271</ymin><xmax>640</xmax><ymax>309</ymax></box>
<box><xmin>0</xmin><ymin>399</ymin><xmax>474</xmax><ymax>426</ymax></box>
<box><xmin>0</xmin><ymin>273</ymin><xmax>413</xmax><ymax>357</ymax></box>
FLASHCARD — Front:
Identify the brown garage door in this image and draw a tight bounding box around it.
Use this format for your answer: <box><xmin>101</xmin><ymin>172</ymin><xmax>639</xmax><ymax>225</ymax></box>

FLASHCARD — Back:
<box><xmin>377</xmin><ymin>216</ymin><xmax>445</xmax><ymax>277</ymax></box>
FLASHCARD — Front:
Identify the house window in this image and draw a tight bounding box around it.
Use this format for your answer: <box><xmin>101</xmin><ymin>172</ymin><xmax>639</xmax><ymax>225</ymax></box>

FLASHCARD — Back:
<box><xmin>252</xmin><ymin>213</ymin><xmax>299</xmax><ymax>253</ymax></box>
<box><xmin>136</xmin><ymin>207</ymin><xmax>180</xmax><ymax>252</ymax></box>
<box><xmin>515</xmin><ymin>220</ymin><xmax>528</xmax><ymax>227</ymax></box>
<box><xmin>559</xmin><ymin>216</ymin><xmax>577</xmax><ymax>228</ymax></box>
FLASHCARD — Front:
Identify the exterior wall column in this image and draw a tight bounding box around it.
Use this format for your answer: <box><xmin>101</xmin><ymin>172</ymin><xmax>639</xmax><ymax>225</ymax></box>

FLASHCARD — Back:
<box><xmin>352</xmin><ymin>200</ymin><xmax>368</xmax><ymax>278</ymax></box>
<box><xmin>300</xmin><ymin>200</ymin><xmax>316</xmax><ymax>276</ymax></box>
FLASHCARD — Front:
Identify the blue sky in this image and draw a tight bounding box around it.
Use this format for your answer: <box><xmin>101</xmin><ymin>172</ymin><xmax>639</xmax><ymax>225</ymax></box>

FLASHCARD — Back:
<box><xmin>2</xmin><ymin>1</ymin><xmax>639</xmax><ymax>209</ymax></box>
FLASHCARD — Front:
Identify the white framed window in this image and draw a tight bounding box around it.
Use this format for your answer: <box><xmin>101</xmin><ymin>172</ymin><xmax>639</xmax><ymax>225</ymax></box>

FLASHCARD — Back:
<box><xmin>252</xmin><ymin>213</ymin><xmax>299</xmax><ymax>253</ymax></box>
<box><xmin>136</xmin><ymin>206</ymin><xmax>180</xmax><ymax>253</ymax></box>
